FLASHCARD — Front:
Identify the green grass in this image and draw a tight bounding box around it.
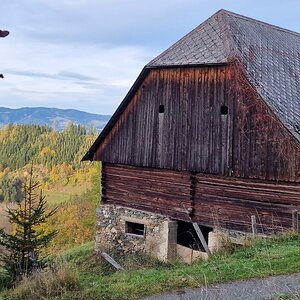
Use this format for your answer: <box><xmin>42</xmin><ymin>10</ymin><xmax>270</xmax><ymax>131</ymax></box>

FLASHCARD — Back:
<box><xmin>1</xmin><ymin>234</ymin><xmax>300</xmax><ymax>300</ymax></box>
<box><xmin>273</xmin><ymin>294</ymin><xmax>300</xmax><ymax>300</ymax></box>
<box><xmin>77</xmin><ymin>235</ymin><xmax>300</xmax><ymax>300</ymax></box>
<box><xmin>0</xmin><ymin>182</ymin><xmax>90</xmax><ymax>232</ymax></box>
<box><xmin>43</xmin><ymin>182</ymin><xmax>90</xmax><ymax>205</ymax></box>
<box><xmin>58</xmin><ymin>242</ymin><xmax>95</xmax><ymax>263</ymax></box>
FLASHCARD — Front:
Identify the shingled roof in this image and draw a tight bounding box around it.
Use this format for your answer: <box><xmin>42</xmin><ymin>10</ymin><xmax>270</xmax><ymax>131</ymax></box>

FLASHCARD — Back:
<box><xmin>148</xmin><ymin>9</ymin><xmax>300</xmax><ymax>142</ymax></box>
<box><xmin>83</xmin><ymin>10</ymin><xmax>300</xmax><ymax>161</ymax></box>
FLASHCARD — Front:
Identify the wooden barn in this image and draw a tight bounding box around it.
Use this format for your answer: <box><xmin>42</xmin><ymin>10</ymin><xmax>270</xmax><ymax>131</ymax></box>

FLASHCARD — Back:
<box><xmin>83</xmin><ymin>10</ymin><xmax>300</xmax><ymax>261</ymax></box>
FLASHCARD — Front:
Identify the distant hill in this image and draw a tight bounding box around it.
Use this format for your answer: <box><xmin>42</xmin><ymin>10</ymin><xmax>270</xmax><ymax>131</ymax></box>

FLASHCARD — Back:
<box><xmin>0</xmin><ymin>107</ymin><xmax>111</xmax><ymax>131</ymax></box>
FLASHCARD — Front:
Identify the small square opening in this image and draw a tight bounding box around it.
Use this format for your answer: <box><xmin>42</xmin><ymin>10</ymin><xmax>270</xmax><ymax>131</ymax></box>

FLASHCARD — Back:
<box><xmin>125</xmin><ymin>221</ymin><xmax>145</xmax><ymax>236</ymax></box>
<box><xmin>220</xmin><ymin>105</ymin><xmax>228</xmax><ymax>115</ymax></box>
<box><xmin>159</xmin><ymin>104</ymin><xmax>165</xmax><ymax>113</ymax></box>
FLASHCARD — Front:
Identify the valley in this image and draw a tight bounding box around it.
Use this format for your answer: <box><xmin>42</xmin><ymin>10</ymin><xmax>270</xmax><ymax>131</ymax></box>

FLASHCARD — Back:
<box><xmin>0</xmin><ymin>107</ymin><xmax>111</xmax><ymax>131</ymax></box>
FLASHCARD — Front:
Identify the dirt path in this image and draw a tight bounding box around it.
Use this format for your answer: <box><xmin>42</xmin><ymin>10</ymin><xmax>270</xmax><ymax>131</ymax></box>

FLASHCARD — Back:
<box><xmin>143</xmin><ymin>273</ymin><xmax>300</xmax><ymax>300</ymax></box>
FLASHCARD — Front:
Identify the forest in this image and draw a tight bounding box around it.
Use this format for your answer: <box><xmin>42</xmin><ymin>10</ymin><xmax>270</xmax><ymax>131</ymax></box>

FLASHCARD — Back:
<box><xmin>0</xmin><ymin>123</ymin><xmax>96</xmax><ymax>200</ymax></box>
<box><xmin>0</xmin><ymin>123</ymin><xmax>100</xmax><ymax>252</ymax></box>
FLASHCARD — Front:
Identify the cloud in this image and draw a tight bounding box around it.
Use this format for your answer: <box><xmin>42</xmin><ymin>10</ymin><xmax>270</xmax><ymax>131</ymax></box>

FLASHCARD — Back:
<box><xmin>1</xmin><ymin>0</ymin><xmax>300</xmax><ymax>114</ymax></box>
<box><xmin>6</xmin><ymin>70</ymin><xmax>57</xmax><ymax>79</ymax></box>
<box><xmin>6</xmin><ymin>69</ymin><xmax>97</xmax><ymax>81</ymax></box>
<box><xmin>0</xmin><ymin>36</ymin><xmax>150</xmax><ymax>113</ymax></box>
<box><xmin>58</xmin><ymin>71</ymin><xmax>96</xmax><ymax>81</ymax></box>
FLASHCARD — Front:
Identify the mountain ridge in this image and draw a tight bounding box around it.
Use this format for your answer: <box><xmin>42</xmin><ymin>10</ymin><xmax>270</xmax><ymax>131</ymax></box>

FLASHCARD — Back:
<box><xmin>0</xmin><ymin>107</ymin><xmax>111</xmax><ymax>131</ymax></box>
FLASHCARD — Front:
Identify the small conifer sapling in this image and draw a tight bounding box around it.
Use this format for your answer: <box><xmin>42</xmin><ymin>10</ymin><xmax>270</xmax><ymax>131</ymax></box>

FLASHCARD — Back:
<box><xmin>0</xmin><ymin>166</ymin><xmax>58</xmax><ymax>283</ymax></box>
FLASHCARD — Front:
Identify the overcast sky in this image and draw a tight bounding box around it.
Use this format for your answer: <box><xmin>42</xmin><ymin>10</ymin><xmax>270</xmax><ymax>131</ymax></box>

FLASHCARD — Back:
<box><xmin>1</xmin><ymin>0</ymin><xmax>300</xmax><ymax>114</ymax></box>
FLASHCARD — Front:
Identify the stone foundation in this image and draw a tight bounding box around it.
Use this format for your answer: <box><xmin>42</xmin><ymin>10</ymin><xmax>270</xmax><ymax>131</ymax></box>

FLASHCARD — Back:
<box><xmin>96</xmin><ymin>204</ymin><xmax>229</xmax><ymax>262</ymax></box>
<box><xmin>96</xmin><ymin>205</ymin><xmax>177</xmax><ymax>261</ymax></box>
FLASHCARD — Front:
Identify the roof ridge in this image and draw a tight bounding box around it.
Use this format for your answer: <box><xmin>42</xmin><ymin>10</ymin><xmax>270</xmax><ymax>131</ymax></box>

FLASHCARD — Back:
<box><xmin>147</xmin><ymin>9</ymin><xmax>300</xmax><ymax>68</ymax></box>
<box><xmin>220</xmin><ymin>9</ymin><xmax>300</xmax><ymax>38</ymax></box>
<box><xmin>217</xmin><ymin>10</ymin><xmax>238</xmax><ymax>60</ymax></box>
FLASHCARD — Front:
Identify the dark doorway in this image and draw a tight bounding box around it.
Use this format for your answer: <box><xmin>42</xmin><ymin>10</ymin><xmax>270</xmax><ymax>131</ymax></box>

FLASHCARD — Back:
<box><xmin>177</xmin><ymin>220</ymin><xmax>212</xmax><ymax>251</ymax></box>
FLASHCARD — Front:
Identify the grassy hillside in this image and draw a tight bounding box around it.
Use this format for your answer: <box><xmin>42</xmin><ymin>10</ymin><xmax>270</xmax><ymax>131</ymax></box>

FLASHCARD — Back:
<box><xmin>0</xmin><ymin>123</ymin><xmax>93</xmax><ymax>171</ymax></box>
<box><xmin>1</xmin><ymin>234</ymin><xmax>299</xmax><ymax>299</ymax></box>
<box><xmin>0</xmin><ymin>123</ymin><xmax>98</xmax><ymax>205</ymax></box>
<box><xmin>43</xmin><ymin>182</ymin><xmax>90</xmax><ymax>204</ymax></box>
<box><xmin>0</xmin><ymin>123</ymin><xmax>100</xmax><ymax>252</ymax></box>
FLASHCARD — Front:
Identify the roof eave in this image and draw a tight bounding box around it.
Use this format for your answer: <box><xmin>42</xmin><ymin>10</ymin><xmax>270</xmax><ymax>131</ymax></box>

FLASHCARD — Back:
<box><xmin>148</xmin><ymin>62</ymin><xmax>228</xmax><ymax>69</ymax></box>
<box><xmin>82</xmin><ymin>66</ymin><xmax>150</xmax><ymax>161</ymax></box>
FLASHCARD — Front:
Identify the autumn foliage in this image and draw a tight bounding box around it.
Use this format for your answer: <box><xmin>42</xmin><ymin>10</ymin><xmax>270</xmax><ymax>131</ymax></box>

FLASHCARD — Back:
<box><xmin>0</xmin><ymin>168</ymin><xmax>57</xmax><ymax>283</ymax></box>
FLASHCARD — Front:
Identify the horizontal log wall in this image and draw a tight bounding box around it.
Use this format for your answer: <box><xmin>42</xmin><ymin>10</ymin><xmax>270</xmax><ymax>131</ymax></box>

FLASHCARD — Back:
<box><xmin>102</xmin><ymin>163</ymin><xmax>192</xmax><ymax>220</ymax></box>
<box><xmin>193</xmin><ymin>174</ymin><xmax>300</xmax><ymax>233</ymax></box>
<box><xmin>102</xmin><ymin>163</ymin><xmax>300</xmax><ymax>234</ymax></box>
<box><xmin>94</xmin><ymin>64</ymin><xmax>300</xmax><ymax>182</ymax></box>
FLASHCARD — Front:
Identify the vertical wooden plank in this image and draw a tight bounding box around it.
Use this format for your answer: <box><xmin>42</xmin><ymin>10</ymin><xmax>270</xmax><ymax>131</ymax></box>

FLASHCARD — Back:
<box><xmin>170</xmin><ymin>68</ymin><xmax>176</xmax><ymax>169</ymax></box>
<box><xmin>292</xmin><ymin>210</ymin><xmax>299</xmax><ymax>232</ymax></box>
<box><xmin>158</xmin><ymin>110</ymin><xmax>164</xmax><ymax>168</ymax></box>
<box><xmin>167</xmin><ymin>68</ymin><xmax>176</xmax><ymax>169</ymax></box>
<box><xmin>143</xmin><ymin>71</ymin><xmax>154</xmax><ymax>166</ymax></box>
<box><xmin>131</xmin><ymin>92</ymin><xmax>138</xmax><ymax>165</ymax></box>
<box><xmin>152</xmin><ymin>70</ymin><xmax>160</xmax><ymax>168</ymax></box>
<box><xmin>186</xmin><ymin>68</ymin><xmax>193</xmax><ymax>170</ymax></box>
<box><xmin>213</xmin><ymin>67</ymin><xmax>219</xmax><ymax>174</ymax></box>
<box><xmin>199</xmin><ymin>67</ymin><xmax>205</xmax><ymax>171</ymax></box>
<box><xmin>191</xmin><ymin>68</ymin><xmax>199</xmax><ymax>171</ymax></box>
<box><xmin>164</xmin><ymin>69</ymin><xmax>172</xmax><ymax>169</ymax></box>
<box><xmin>203</xmin><ymin>67</ymin><xmax>209</xmax><ymax>172</ymax></box>
<box><xmin>251</xmin><ymin>215</ymin><xmax>257</xmax><ymax>236</ymax></box>
<box><xmin>173</xmin><ymin>68</ymin><xmax>181</xmax><ymax>170</ymax></box>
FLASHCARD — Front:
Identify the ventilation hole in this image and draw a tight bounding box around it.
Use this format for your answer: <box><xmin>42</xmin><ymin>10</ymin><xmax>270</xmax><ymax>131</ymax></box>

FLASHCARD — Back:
<box><xmin>221</xmin><ymin>105</ymin><xmax>228</xmax><ymax>115</ymax></box>
<box><xmin>125</xmin><ymin>221</ymin><xmax>145</xmax><ymax>236</ymax></box>
<box><xmin>159</xmin><ymin>104</ymin><xmax>164</xmax><ymax>113</ymax></box>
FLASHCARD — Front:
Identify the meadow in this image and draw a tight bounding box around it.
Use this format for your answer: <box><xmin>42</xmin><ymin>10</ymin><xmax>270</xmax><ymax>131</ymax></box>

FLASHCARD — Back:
<box><xmin>1</xmin><ymin>234</ymin><xmax>299</xmax><ymax>299</ymax></box>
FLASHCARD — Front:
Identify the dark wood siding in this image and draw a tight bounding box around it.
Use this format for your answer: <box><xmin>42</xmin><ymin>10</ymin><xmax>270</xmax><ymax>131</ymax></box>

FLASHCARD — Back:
<box><xmin>232</xmin><ymin>65</ymin><xmax>300</xmax><ymax>181</ymax></box>
<box><xmin>102</xmin><ymin>163</ymin><xmax>191</xmax><ymax>217</ymax></box>
<box><xmin>94</xmin><ymin>64</ymin><xmax>300</xmax><ymax>182</ymax></box>
<box><xmin>95</xmin><ymin>66</ymin><xmax>234</xmax><ymax>176</ymax></box>
<box><xmin>193</xmin><ymin>173</ymin><xmax>300</xmax><ymax>233</ymax></box>
<box><xmin>102</xmin><ymin>163</ymin><xmax>300</xmax><ymax>233</ymax></box>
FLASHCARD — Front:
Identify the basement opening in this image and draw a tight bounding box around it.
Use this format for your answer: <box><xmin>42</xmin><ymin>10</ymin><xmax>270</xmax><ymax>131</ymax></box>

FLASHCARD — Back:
<box><xmin>220</xmin><ymin>105</ymin><xmax>228</xmax><ymax>115</ymax></box>
<box><xmin>177</xmin><ymin>220</ymin><xmax>212</xmax><ymax>251</ymax></box>
<box><xmin>125</xmin><ymin>221</ymin><xmax>145</xmax><ymax>236</ymax></box>
<box><xmin>159</xmin><ymin>104</ymin><xmax>165</xmax><ymax>113</ymax></box>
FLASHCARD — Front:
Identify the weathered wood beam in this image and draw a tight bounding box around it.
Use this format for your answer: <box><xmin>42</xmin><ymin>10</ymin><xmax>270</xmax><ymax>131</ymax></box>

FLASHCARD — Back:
<box><xmin>101</xmin><ymin>252</ymin><xmax>124</xmax><ymax>270</ymax></box>
<box><xmin>292</xmin><ymin>210</ymin><xmax>299</xmax><ymax>232</ymax></box>
<box><xmin>192</xmin><ymin>223</ymin><xmax>211</xmax><ymax>256</ymax></box>
<box><xmin>251</xmin><ymin>215</ymin><xmax>257</xmax><ymax>237</ymax></box>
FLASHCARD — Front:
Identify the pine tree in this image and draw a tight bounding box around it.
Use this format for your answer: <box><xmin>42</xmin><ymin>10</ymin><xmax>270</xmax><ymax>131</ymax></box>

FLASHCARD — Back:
<box><xmin>0</xmin><ymin>167</ymin><xmax>58</xmax><ymax>283</ymax></box>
